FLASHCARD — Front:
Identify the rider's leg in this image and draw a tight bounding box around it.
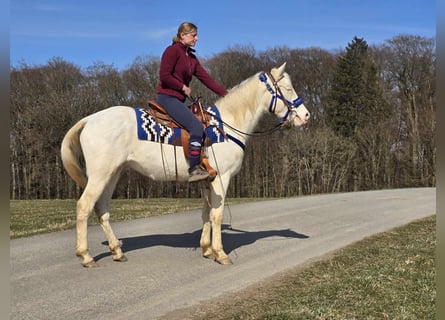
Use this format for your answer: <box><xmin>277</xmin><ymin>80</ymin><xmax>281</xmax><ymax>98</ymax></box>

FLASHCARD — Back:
<box><xmin>156</xmin><ymin>94</ymin><xmax>209</xmax><ymax>181</ymax></box>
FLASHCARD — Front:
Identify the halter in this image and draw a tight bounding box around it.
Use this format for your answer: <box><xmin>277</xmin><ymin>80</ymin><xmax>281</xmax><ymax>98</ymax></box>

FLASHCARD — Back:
<box><xmin>259</xmin><ymin>72</ymin><xmax>304</xmax><ymax>125</ymax></box>
<box><xmin>200</xmin><ymin>73</ymin><xmax>306</xmax><ymax>149</ymax></box>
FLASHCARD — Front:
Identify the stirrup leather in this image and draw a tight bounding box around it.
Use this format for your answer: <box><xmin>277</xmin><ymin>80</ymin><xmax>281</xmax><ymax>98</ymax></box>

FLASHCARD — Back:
<box><xmin>147</xmin><ymin>100</ymin><xmax>217</xmax><ymax>181</ymax></box>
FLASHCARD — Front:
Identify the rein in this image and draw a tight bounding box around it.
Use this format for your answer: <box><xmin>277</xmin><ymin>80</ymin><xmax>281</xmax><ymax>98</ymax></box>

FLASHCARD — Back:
<box><xmin>211</xmin><ymin>115</ymin><xmax>283</xmax><ymax>137</ymax></box>
<box><xmin>202</xmin><ymin>72</ymin><xmax>304</xmax><ymax>138</ymax></box>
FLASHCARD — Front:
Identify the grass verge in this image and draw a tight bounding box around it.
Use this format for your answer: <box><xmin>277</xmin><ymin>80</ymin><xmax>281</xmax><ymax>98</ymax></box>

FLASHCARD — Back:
<box><xmin>173</xmin><ymin>215</ymin><xmax>436</xmax><ymax>320</ymax></box>
<box><xmin>9</xmin><ymin>198</ymin><xmax>261</xmax><ymax>239</ymax></box>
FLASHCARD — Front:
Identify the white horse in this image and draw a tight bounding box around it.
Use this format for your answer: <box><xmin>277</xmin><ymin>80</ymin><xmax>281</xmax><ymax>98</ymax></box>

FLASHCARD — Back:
<box><xmin>61</xmin><ymin>63</ymin><xmax>310</xmax><ymax>267</ymax></box>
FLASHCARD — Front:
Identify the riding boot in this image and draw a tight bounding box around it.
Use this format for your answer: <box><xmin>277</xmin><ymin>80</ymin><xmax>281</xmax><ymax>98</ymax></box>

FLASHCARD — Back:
<box><xmin>188</xmin><ymin>141</ymin><xmax>209</xmax><ymax>182</ymax></box>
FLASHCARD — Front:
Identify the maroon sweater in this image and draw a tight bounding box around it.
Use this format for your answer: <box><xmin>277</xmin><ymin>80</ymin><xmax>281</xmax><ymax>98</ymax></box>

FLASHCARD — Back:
<box><xmin>157</xmin><ymin>42</ymin><xmax>227</xmax><ymax>101</ymax></box>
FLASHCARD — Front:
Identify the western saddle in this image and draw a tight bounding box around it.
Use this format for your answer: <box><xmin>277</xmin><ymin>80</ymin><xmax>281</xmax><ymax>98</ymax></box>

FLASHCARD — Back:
<box><xmin>147</xmin><ymin>100</ymin><xmax>217</xmax><ymax>181</ymax></box>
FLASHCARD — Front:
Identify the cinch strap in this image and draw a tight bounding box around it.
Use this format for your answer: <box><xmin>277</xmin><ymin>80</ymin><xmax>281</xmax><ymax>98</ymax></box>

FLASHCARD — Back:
<box><xmin>226</xmin><ymin>134</ymin><xmax>245</xmax><ymax>151</ymax></box>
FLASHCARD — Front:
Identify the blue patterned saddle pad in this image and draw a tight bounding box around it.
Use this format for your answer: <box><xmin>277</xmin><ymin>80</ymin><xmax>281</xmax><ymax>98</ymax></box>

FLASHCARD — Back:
<box><xmin>134</xmin><ymin>105</ymin><xmax>226</xmax><ymax>145</ymax></box>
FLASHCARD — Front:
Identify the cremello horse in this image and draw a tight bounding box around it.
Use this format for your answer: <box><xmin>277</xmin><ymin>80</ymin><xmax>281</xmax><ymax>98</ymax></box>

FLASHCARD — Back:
<box><xmin>61</xmin><ymin>63</ymin><xmax>310</xmax><ymax>267</ymax></box>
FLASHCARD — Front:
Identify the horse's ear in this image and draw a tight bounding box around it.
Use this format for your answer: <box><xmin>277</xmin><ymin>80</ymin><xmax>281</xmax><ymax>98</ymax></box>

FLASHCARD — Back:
<box><xmin>271</xmin><ymin>62</ymin><xmax>287</xmax><ymax>78</ymax></box>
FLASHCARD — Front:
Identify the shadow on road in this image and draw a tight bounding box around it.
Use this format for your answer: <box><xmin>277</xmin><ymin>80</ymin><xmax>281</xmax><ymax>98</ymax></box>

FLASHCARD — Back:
<box><xmin>95</xmin><ymin>225</ymin><xmax>309</xmax><ymax>262</ymax></box>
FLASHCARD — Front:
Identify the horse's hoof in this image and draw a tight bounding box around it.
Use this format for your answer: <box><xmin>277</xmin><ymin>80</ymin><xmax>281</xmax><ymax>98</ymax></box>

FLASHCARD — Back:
<box><xmin>203</xmin><ymin>253</ymin><xmax>215</xmax><ymax>260</ymax></box>
<box><xmin>82</xmin><ymin>260</ymin><xmax>99</xmax><ymax>268</ymax></box>
<box><xmin>113</xmin><ymin>255</ymin><xmax>128</xmax><ymax>262</ymax></box>
<box><xmin>202</xmin><ymin>247</ymin><xmax>214</xmax><ymax>259</ymax></box>
<box><xmin>216</xmin><ymin>257</ymin><xmax>233</xmax><ymax>265</ymax></box>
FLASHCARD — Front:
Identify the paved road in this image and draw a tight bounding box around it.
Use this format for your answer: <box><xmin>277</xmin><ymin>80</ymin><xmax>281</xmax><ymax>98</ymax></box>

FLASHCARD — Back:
<box><xmin>11</xmin><ymin>188</ymin><xmax>435</xmax><ymax>320</ymax></box>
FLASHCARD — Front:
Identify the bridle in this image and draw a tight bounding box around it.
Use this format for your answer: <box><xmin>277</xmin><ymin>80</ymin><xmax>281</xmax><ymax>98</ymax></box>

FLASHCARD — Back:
<box><xmin>259</xmin><ymin>72</ymin><xmax>304</xmax><ymax>126</ymax></box>
<box><xmin>199</xmin><ymin>71</ymin><xmax>305</xmax><ymax>142</ymax></box>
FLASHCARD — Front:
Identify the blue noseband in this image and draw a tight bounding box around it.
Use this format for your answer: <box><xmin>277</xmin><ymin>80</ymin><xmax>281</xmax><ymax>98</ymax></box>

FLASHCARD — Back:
<box><xmin>259</xmin><ymin>72</ymin><xmax>304</xmax><ymax>124</ymax></box>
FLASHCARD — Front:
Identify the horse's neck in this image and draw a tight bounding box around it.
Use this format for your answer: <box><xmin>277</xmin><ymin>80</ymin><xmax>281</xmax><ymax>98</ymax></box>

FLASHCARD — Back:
<box><xmin>217</xmin><ymin>74</ymin><xmax>266</xmax><ymax>136</ymax></box>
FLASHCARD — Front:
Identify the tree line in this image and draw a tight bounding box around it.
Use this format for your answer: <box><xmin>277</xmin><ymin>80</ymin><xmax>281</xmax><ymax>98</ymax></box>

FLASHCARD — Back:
<box><xmin>10</xmin><ymin>34</ymin><xmax>436</xmax><ymax>200</ymax></box>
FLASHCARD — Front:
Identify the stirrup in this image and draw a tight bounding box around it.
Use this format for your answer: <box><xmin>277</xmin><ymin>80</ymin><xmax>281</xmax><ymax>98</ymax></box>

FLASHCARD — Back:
<box><xmin>188</xmin><ymin>166</ymin><xmax>210</xmax><ymax>183</ymax></box>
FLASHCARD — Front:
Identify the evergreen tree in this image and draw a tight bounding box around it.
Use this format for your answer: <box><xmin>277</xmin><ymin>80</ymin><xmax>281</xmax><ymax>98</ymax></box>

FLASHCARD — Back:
<box><xmin>326</xmin><ymin>36</ymin><xmax>390</xmax><ymax>137</ymax></box>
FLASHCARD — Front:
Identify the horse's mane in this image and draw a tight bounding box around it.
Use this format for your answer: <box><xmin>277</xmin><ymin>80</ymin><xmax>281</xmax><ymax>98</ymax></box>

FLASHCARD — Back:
<box><xmin>214</xmin><ymin>72</ymin><xmax>262</xmax><ymax>125</ymax></box>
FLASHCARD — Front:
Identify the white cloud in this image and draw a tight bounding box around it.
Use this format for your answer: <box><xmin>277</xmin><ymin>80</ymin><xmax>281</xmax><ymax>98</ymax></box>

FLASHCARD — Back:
<box><xmin>143</xmin><ymin>27</ymin><xmax>177</xmax><ymax>40</ymax></box>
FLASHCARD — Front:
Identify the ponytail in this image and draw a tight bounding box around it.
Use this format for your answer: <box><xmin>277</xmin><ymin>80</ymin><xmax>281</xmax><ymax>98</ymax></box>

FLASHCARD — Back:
<box><xmin>172</xmin><ymin>22</ymin><xmax>197</xmax><ymax>44</ymax></box>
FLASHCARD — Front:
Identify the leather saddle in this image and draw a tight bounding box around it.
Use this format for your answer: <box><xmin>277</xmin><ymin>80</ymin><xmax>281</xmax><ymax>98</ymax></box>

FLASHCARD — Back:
<box><xmin>147</xmin><ymin>100</ymin><xmax>217</xmax><ymax>181</ymax></box>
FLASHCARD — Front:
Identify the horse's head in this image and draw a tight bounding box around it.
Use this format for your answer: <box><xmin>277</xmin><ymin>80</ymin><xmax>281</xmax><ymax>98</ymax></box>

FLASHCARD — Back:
<box><xmin>260</xmin><ymin>63</ymin><xmax>310</xmax><ymax>127</ymax></box>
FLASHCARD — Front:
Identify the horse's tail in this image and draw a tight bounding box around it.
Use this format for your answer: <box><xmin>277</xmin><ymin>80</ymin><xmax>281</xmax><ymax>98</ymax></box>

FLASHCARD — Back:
<box><xmin>60</xmin><ymin>118</ymin><xmax>88</xmax><ymax>189</ymax></box>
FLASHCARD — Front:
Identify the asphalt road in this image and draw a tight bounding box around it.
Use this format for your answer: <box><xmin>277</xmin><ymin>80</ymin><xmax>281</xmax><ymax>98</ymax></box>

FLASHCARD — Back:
<box><xmin>11</xmin><ymin>188</ymin><xmax>435</xmax><ymax>320</ymax></box>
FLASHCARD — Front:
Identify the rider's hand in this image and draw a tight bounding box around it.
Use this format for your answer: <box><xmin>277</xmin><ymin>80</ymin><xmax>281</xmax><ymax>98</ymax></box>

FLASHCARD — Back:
<box><xmin>182</xmin><ymin>85</ymin><xmax>191</xmax><ymax>97</ymax></box>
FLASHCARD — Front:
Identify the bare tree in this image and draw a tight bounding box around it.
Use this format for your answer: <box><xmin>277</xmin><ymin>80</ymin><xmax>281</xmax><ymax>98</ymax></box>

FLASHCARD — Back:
<box><xmin>382</xmin><ymin>35</ymin><xmax>436</xmax><ymax>186</ymax></box>
<box><xmin>122</xmin><ymin>55</ymin><xmax>160</xmax><ymax>106</ymax></box>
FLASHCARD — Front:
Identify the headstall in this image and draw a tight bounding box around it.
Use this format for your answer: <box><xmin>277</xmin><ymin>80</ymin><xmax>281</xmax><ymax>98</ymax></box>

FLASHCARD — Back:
<box><xmin>259</xmin><ymin>72</ymin><xmax>304</xmax><ymax>125</ymax></box>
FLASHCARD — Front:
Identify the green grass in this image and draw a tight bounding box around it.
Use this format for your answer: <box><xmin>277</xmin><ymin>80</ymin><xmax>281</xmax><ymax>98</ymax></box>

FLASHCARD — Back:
<box><xmin>182</xmin><ymin>215</ymin><xmax>436</xmax><ymax>320</ymax></box>
<box><xmin>9</xmin><ymin>198</ymin><xmax>261</xmax><ymax>239</ymax></box>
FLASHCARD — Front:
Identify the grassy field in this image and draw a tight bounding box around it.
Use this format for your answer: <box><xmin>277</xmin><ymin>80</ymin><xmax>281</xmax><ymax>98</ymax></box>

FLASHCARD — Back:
<box><xmin>10</xmin><ymin>199</ymin><xmax>436</xmax><ymax>319</ymax></box>
<box><xmin>9</xmin><ymin>198</ymin><xmax>260</xmax><ymax>239</ymax></box>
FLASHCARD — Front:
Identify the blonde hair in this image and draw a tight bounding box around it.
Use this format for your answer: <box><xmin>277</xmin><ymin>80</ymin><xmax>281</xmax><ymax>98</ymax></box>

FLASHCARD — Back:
<box><xmin>172</xmin><ymin>22</ymin><xmax>198</xmax><ymax>44</ymax></box>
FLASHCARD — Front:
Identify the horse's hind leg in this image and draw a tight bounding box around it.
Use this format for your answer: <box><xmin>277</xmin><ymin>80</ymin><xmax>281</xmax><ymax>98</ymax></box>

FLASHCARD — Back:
<box><xmin>200</xmin><ymin>186</ymin><xmax>213</xmax><ymax>259</ymax></box>
<box><xmin>94</xmin><ymin>173</ymin><xmax>127</xmax><ymax>263</ymax></box>
<box><xmin>76</xmin><ymin>181</ymin><xmax>107</xmax><ymax>268</ymax></box>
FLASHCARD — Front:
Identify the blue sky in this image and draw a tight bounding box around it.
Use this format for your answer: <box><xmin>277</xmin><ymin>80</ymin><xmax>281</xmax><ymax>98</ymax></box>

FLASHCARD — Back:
<box><xmin>10</xmin><ymin>0</ymin><xmax>436</xmax><ymax>71</ymax></box>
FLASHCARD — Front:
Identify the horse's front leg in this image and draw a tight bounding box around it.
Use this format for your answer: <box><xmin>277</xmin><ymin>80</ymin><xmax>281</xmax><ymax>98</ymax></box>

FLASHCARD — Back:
<box><xmin>200</xmin><ymin>187</ymin><xmax>213</xmax><ymax>259</ymax></box>
<box><xmin>207</xmin><ymin>176</ymin><xmax>233</xmax><ymax>265</ymax></box>
<box><xmin>210</xmin><ymin>206</ymin><xmax>232</xmax><ymax>265</ymax></box>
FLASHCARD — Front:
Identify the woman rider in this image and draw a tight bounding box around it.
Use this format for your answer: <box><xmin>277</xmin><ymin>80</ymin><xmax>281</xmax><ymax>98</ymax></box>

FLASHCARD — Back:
<box><xmin>156</xmin><ymin>22</ymin><xmax>228</xmax><ymax>182</ymax></box>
